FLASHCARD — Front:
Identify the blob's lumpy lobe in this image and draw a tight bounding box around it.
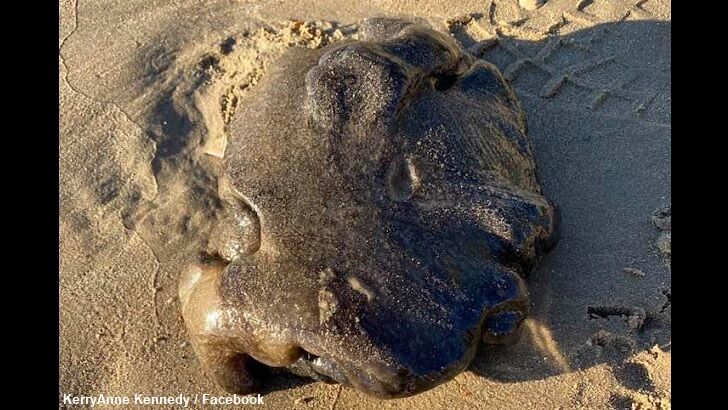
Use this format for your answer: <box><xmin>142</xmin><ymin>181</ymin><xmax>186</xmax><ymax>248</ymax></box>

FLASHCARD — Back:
<box><xmin>179</xmin><ymin>18</ymin><xmax>557</xmax><ymax>399</ymax></box>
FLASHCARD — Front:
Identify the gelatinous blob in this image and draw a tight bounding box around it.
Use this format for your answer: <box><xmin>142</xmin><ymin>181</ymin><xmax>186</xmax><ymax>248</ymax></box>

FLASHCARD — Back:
<box><xmin>179</xmin><ymin>17</ymin><xmax>557</xmax><ymax>399</ymax></box>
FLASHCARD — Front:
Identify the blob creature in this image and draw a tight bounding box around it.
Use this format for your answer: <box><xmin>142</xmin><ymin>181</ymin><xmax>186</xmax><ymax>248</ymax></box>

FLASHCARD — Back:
<box><xmin>179</xmin><ymin>18</ymin><xmax>558</xmax><ymax>398</ymax></box>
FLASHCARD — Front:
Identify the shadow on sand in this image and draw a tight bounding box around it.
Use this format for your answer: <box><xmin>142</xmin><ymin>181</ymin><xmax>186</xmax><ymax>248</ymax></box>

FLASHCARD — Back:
<box><xmin>467</xmin><ymin>18</ymin><xmax>670</xmax><ymax>384</ymax></box>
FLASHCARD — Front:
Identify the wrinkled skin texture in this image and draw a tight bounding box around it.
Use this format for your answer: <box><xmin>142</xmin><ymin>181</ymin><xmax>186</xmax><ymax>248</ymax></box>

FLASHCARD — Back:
<box><xmin>179</xmin><ymin>18</ymin><xmax>558</xmax><ymax>398</ymax></box>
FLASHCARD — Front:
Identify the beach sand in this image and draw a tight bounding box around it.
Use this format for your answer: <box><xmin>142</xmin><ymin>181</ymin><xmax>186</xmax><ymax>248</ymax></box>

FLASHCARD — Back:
<box><xmin>59</xmin><ymin>0</ymin><xmax>671</xmax><ymax>408</ymax></box>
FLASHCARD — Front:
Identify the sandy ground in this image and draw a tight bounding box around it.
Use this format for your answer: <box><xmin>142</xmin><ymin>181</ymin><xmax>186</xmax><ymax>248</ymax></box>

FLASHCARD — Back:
<box><xmin>59</xmin><ymin>0</ymin><xmax>671</xmax><ymax>408</ymax></box>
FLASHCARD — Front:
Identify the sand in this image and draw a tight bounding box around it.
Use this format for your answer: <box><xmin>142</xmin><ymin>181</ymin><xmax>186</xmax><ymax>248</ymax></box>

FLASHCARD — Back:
<box><xmin>59</xmin><ymin>0</ymin><xmax>671</xmax><ymax>408</ymax></box>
